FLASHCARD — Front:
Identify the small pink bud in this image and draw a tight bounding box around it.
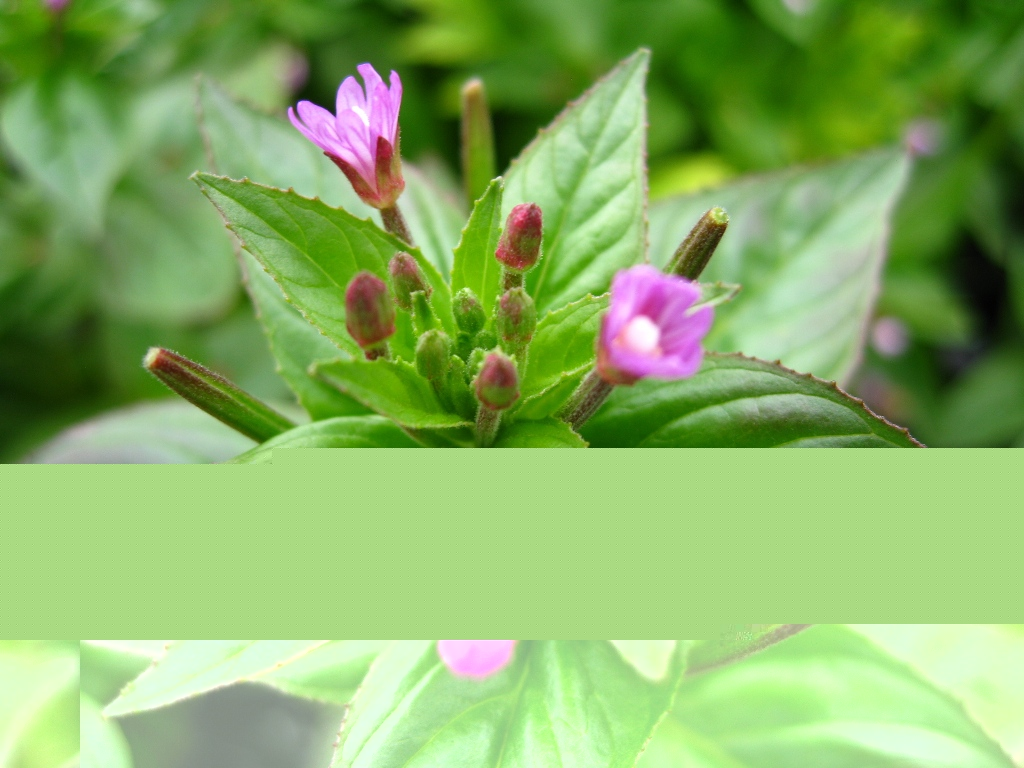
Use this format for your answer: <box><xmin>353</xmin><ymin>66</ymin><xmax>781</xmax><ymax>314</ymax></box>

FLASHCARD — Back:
<box><xmin>389</xmin><ymin>251</ymin><xmax>430</xmax><ymax>310</ymax></box>
<box><xmin>345</xmin><ymin>271</ymin><xmax>395</xmax><ymax>355</ymax></box>
<box><xmin>474</xmin><ymin>352</ymin><xmax>519</xmax><ymax>411</ymax></box>
<box><xmin>495</xmin><ymin>203</ymin><xmax>543</xmax><ymax>272</ymax></box>
<box><xmin>438</xmin><ymin>640</ymin><xmax>516</xmax><ymax>678</ymax></box>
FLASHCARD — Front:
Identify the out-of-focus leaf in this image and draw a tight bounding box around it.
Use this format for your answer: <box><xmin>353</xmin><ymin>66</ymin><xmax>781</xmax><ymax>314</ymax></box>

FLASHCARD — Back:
<box><xmin>82</xmin><ymin>641</ymin><xmax>167</xmax><ymax>659</ymax></box>
<box><xmin>933</xmin><ymin>346</ymin><xmax>1024</xmax><ymax>446</ymax></box>
<box><xmin>877</xmin><ymin>271</ymin><xmax>973</xmax><ymax>345</ymax></box>
<box><xmin>649</xmin><ymin>149</ymin><xmax>910</xmax><ymax>385</ymax></box>
<box><xmin>259</xmin><ymin>641</ymin><xmax>390</xmax><ymax>704</ymax></box>
<box><xmin>638</xmin><ymin>719</ymin><xmax>747</xmax><ymax>768</ymax></box>
<box><xmin>1</xmin><ymin>72</ymin><xmax>125</xmax><ymax>235</ymax></box>
<box><xmin>503</xmin><ymin>50</ymin><xmax>649</xmax><ymax>313</ymax></box>
<box><xmin>100</xmin><ymin>175</ymin><xmax>238</xmax><ymax>325</ymax></box>
<box><xmin>0</xmin><ymin>644</ymin><xmax>78</xmax><ymax>767</ymax></box>
<box><xmin>229</xmin><ymin>416</ymin><xmax>419</xmax><ymax>462</ymax></box>
<box><xmin>581</xmin><ymin>353</ymin><xmax>922</xmax><ymax>447</ymax></box>
<box><xmin>687</xmin><ymin>625</ymin><xmax>811</xmax><ymax>675</ymax></box>
<box><xmin>852</xmin><ymin>625</ymin><xmax>1024</xmax><ymax>760</ymax></box>
<box><xmin>670</xmin><ymin>625</ymin><xmax>1016</xmax><ymax>768</ymax></box>
<box><xmin>81</xmin><ymin>695</ymin><xmax>131</xmax><ymax>768</ymax></box>
<box><xmin>22</xmin><ymin>400</ymin><xmax>255</xmax><ymax>464</ymax></box>
<box><xmin>105</xmin><ymin>641</ymin><xmax>329</xmax><ymax>717</ymax></box>
<box><xmin>610</xmin><ymin>640</ymin><xmax>678</xmax><ymax>681</ymax></box>
<box><xmin>328</xmin><ymin>640</ymin><xmax>687</xmax><ymax>768</ymax></box>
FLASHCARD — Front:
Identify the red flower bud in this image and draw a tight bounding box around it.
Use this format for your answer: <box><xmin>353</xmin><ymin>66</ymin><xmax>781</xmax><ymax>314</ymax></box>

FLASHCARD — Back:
<box><xmin>389</xmin><ymin>251</ymin><xmax>430</xmax><ymax>310</ymax></box>
<box><xmin>495</xmin><ymin>203</ymin><xmax>543</xmax><ymax>272</ymax></box>
<box><xmin>345</xmin><ymin>271</ymin><xmax>395</xmax><ymax>353</ymax></box>
<box><xmin>474</xmin><ymin>351</ymin><xmax>519</xmax><ymax>411</ymax></box>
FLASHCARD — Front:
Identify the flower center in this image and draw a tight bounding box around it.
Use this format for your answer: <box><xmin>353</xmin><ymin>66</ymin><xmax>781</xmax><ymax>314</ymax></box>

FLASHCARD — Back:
<box><xmin>616</xmin><ymin>315</ymin><xmax>662</xmax><ymax>356</ymax></box>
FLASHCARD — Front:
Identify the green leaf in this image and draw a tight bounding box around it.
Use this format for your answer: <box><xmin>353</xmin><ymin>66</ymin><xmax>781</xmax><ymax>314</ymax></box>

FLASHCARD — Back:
<box><xmin>81</xmin><ymin>695</ymin><xmax>131</xmax><ymax>768</ymax></box>
<box><xmin>104</xmin><ymin>640</ymin><xmax>329</xmax><ymax>716</ymax></box>
<box><xmin>1</xmin><ymin>73</ymin><xmax>125</xmax><ymax>235</ymax></box>
<box><xmin>581</xmin><ymin>353</ymin><xmax>922</xmax><ymax>447</ymax></box>
<box><xmin>649</xmin><ymin>149</ymin><xmax>910</xmax><ymax>384</ymax></box>
<box><xmin>241</xmin><ymin>252</ymin><xmax>368</xmax><ymax>420</ymax></box>
<box><xmin>259</xmin><ymin>640</ymin><xmax>389</xmax><ymax>704</ymax></box>
<box><xmin>82</xmin><ymin>641</ymin><xmax>167</xmax><ymax>659</ymax></box>
<box><xmin>670</xmin><ymin>625</ymin><xmax>1016</xmax><ymax>768</ymax></box>
<box><xmin>610</xmin><ymin>641</ymin><xmax>678</xmax><ymax>681</ymax></box>
<box><xmin>503</xmin><ymin>50</ymin><xmax>649</xmax><ymax>313</ymax></box>
<box><xmin>195</xmin><ymin>77</ymin><xmax>463</xmax><ymax>276</ymax></box>
<box><xmin>493</xmin><ymin>417</ymin><xmax>588</xmax><ymax>447</ymax></box>
<box><xmin>229</xmin><ymin>416</ymin><xmax>419</xmax><ymax>462</ymax></box>
<box><xmin>315</xmin><ymin>359</ymin><xmax>470</xmax><ymax>430</ymax></box>
<box><xmin>515</xmin><ymin>294</ymin><xmax>606</xmax><ymax>416</ymax></box>
<box><xmin>99</xmin><ymin>174</ymin><xmax>239</xmax><ymax>325</ymax></box>
<box><xmin>451</xmin><ymin>178</ymin><xmax>504</xmax><ymax>316</ymax></box>
<box><xmin>193</xmin><ymin>174</ymin><xmax>454</xmax><ymax>359</ymax></box>
<box><xmin>329</xmin><ymin>640</ymin><xmax>687</xmax><ymax>768</ymax></box>
<box><xmin>22</xmin><ymin>401</ymin><xmax>255</xmax><ymax>464</ymax></box>
<box><xmin>638</xmin><ymin>720</ymin><xmax>748</xmax><ymax>768</ymax></box>
<box><xmin>687</xmin><ymin>625</ymin><xmax>811</xmax><ymax>675</ymax></box>
<box><xmin>851</xmin><ymin>625</ymin><xmax>1024</xmax><ymax>759</ymax></box>
<box><xmin>0</xmin><ymin>644</ymin><xmax>78</xmax><ymax>767</ymax></box>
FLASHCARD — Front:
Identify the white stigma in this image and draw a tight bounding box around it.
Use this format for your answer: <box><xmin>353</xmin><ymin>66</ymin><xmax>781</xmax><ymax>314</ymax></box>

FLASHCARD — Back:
<box><xmin>351</xmin><ymin>105</ymin><xmax>370</xmax><ymax>126</ymax></box>
<box><xmin>616</xmin><ymin>315</ymin><xmax>662</xmax><ymax>356</ymax></box>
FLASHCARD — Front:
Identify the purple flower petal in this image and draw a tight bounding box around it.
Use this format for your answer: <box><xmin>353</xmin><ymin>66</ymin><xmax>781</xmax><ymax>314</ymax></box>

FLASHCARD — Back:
<box><xmin>437</xmin><ymin>640</ymin><xmax>517</xmax><ymax>678</ymax></box>
<box><xmin>289</xmin><ymin>63</ymin><xmax>405</xmax><ymax>208</ymax></box>
<box><xmin>598</xmin><ymin>265</ymin><xmax>713</xmax><ymax>384</ymax></box>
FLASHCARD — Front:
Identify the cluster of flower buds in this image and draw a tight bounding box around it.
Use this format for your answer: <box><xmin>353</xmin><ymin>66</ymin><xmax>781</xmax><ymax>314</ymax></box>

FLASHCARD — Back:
<box><xmin>299</xmin><ymin>64</ymin><xmax>727</xmax><ymax>446</ymax></box>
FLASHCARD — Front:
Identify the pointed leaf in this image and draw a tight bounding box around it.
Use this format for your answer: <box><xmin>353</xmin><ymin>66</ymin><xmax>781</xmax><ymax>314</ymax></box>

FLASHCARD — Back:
<box><xmin>329</xmin><ymin>640</ymin><xmax>687</xmax><ymax>768</ymax></box>
<box><xmin>649</xmin><ymin>149</ymin><xmax>910</xmax><ymax>384</ymax></box>
<box><xmin>672</xmin><ymin>625</ymin><xmax>1016</xmax><ymax>768</ymax></box>
<box><xmin>196</xmin><ymin>77</ymin><xmax>461</xmax><ymax>274</ymax></box>
<box><xmin>193</xmin><ymin>174</ymin><xmax>453</xmax><ymax>360</ymax></box>
<box><xmin>22</xmin><ymin>401</ymin><xmax>255</xmax><ymax>464</ymax></box>
<box><xmin>0</xmin><ymin>646</ymin><xmax>78</xmax><ymax>766</ymax></box>
<box><xmin>81</xmin><ymin>696</ymin><xmax>131</xmax><ymax>768</ymax></box>
<box><xmin>515</xmin><ymin>294</ymin><xmax>606</xmax><ymax>416</ymax></box>
<box><xmin>229</xmin><ymin>416</ymin><xmax>418</xmax><ymax>463</ymax></box>
<box><xmin>104</xmin><ymin>640</ymin><xmax>328</xmax><ymax>716</ymax></box>
<box><xmin>451</xmin><ymin>178</ymin><xmax>504</xmax><ymax>316</ymax></box>
<box><xmin>687</xmin><ymin>625</ymin><xmax>811</xmax><ymax>675</ymax></box>
<box><xmin>638</xmin><ymin>720</ymin><xmax>748</xmax><ymax>768</ymax></box>
<box><xmin>493</xmin><ymin>417</ymin><xmax>588</xmax><ymax>447</ymax></box>
<box><xmin>503</xmin><ymin>50</ymin><xmax>649</xmax><ymax>313</ymax></box>
<box><xmin>259</xmin><ymin>640</ymin><xmax>389</xmax><ymax>704</ymax></box>
<box><xmin>581</xmin><ymin>353</ymin><xmax>922</xmax><ymax>447</ymax></box>
<box><xmin>1</xmin><ymin>73</ymin><xmax>125</xmax><ymax>235</ymax></box>
<box><xmin>315</xmin><ymin>359</ymin><xmax>470</xmax><ymax>430</ymax></box>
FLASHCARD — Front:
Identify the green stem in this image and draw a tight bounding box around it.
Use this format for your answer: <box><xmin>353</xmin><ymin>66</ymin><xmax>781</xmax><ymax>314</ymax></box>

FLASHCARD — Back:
<box><xmin>502</xmin><ymin>269</ymin><xmax>524</xmax><ymax>292</ymax></box>
<box><xmin>559</xmin><ymin>368</ymin><xmax>614</xmax><ymax>431</ymax></box>
<box><xmin>380</xmin><ymin>204</ymin><xmax>414</xmax><ymax>245</ymax></box>
<box><xmin>475</xmin><ymin>405</ymin><xmax>503</xmax><ymax>447</ymax></box>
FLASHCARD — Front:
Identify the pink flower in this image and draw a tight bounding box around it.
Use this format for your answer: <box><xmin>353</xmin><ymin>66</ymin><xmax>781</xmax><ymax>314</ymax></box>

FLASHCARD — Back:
<box><xmin>437</xmin><ymin>640</ymin><xmax>516</xmax><ymax>678</ymax></box>
<box><xmin>597</xmin><ymin>265</ymin><xmax>713</xmax><ymax>386</ymax></box>
<box><xmin>288</xmin><ymin>63</ymin><xmax>405</xmax><ymax>209</ymax></box>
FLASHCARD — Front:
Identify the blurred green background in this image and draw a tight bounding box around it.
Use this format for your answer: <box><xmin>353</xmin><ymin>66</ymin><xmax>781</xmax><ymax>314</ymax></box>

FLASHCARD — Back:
<box><xmin>1</xmin><ymin>0</ymin><xmax>1023</xmax><ymax>457</ymax></box>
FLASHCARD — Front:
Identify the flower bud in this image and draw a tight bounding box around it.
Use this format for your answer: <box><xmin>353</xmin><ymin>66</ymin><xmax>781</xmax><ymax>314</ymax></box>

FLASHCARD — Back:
<box><xmin>495</xmin><ymin>203</ymin><xmax>543</xmax><ymax>273</ymax></box>
<box><xmin>389</xmin><ymin>252</ymin><xmax>430</xmax><ymax>310</ymax></box>
<box><xmin>495</xmin><ymin>288</ymin><xmax>536</xmax><ymax>348</ymax></box>
<box><xmin>453</xmin><ymin>288</ymin><xmax>487</xmax><ymax>336</ymax></box>
<box><xmin>415</xmin><ymin>330</ymin><xmax>453</xmax><ymax>381</ymax></box>
<box><xmin>474</xmin><ymin>351</ymin><xmax>519</xmax><ymax>411</ymax></box>
<box><xmin>438</xmin><ymin>640</ymin><xmax>516</xmax><ymax>678</ymax></box>
<box><xmin>345</xmin><ymin>271</ymin><xmax>395</xmax><ymax>356</ymax></box>
<box><xmin>666</xmin><ymin>207</ymin><xmax>729</xmax><ymax>280</ymax></box>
